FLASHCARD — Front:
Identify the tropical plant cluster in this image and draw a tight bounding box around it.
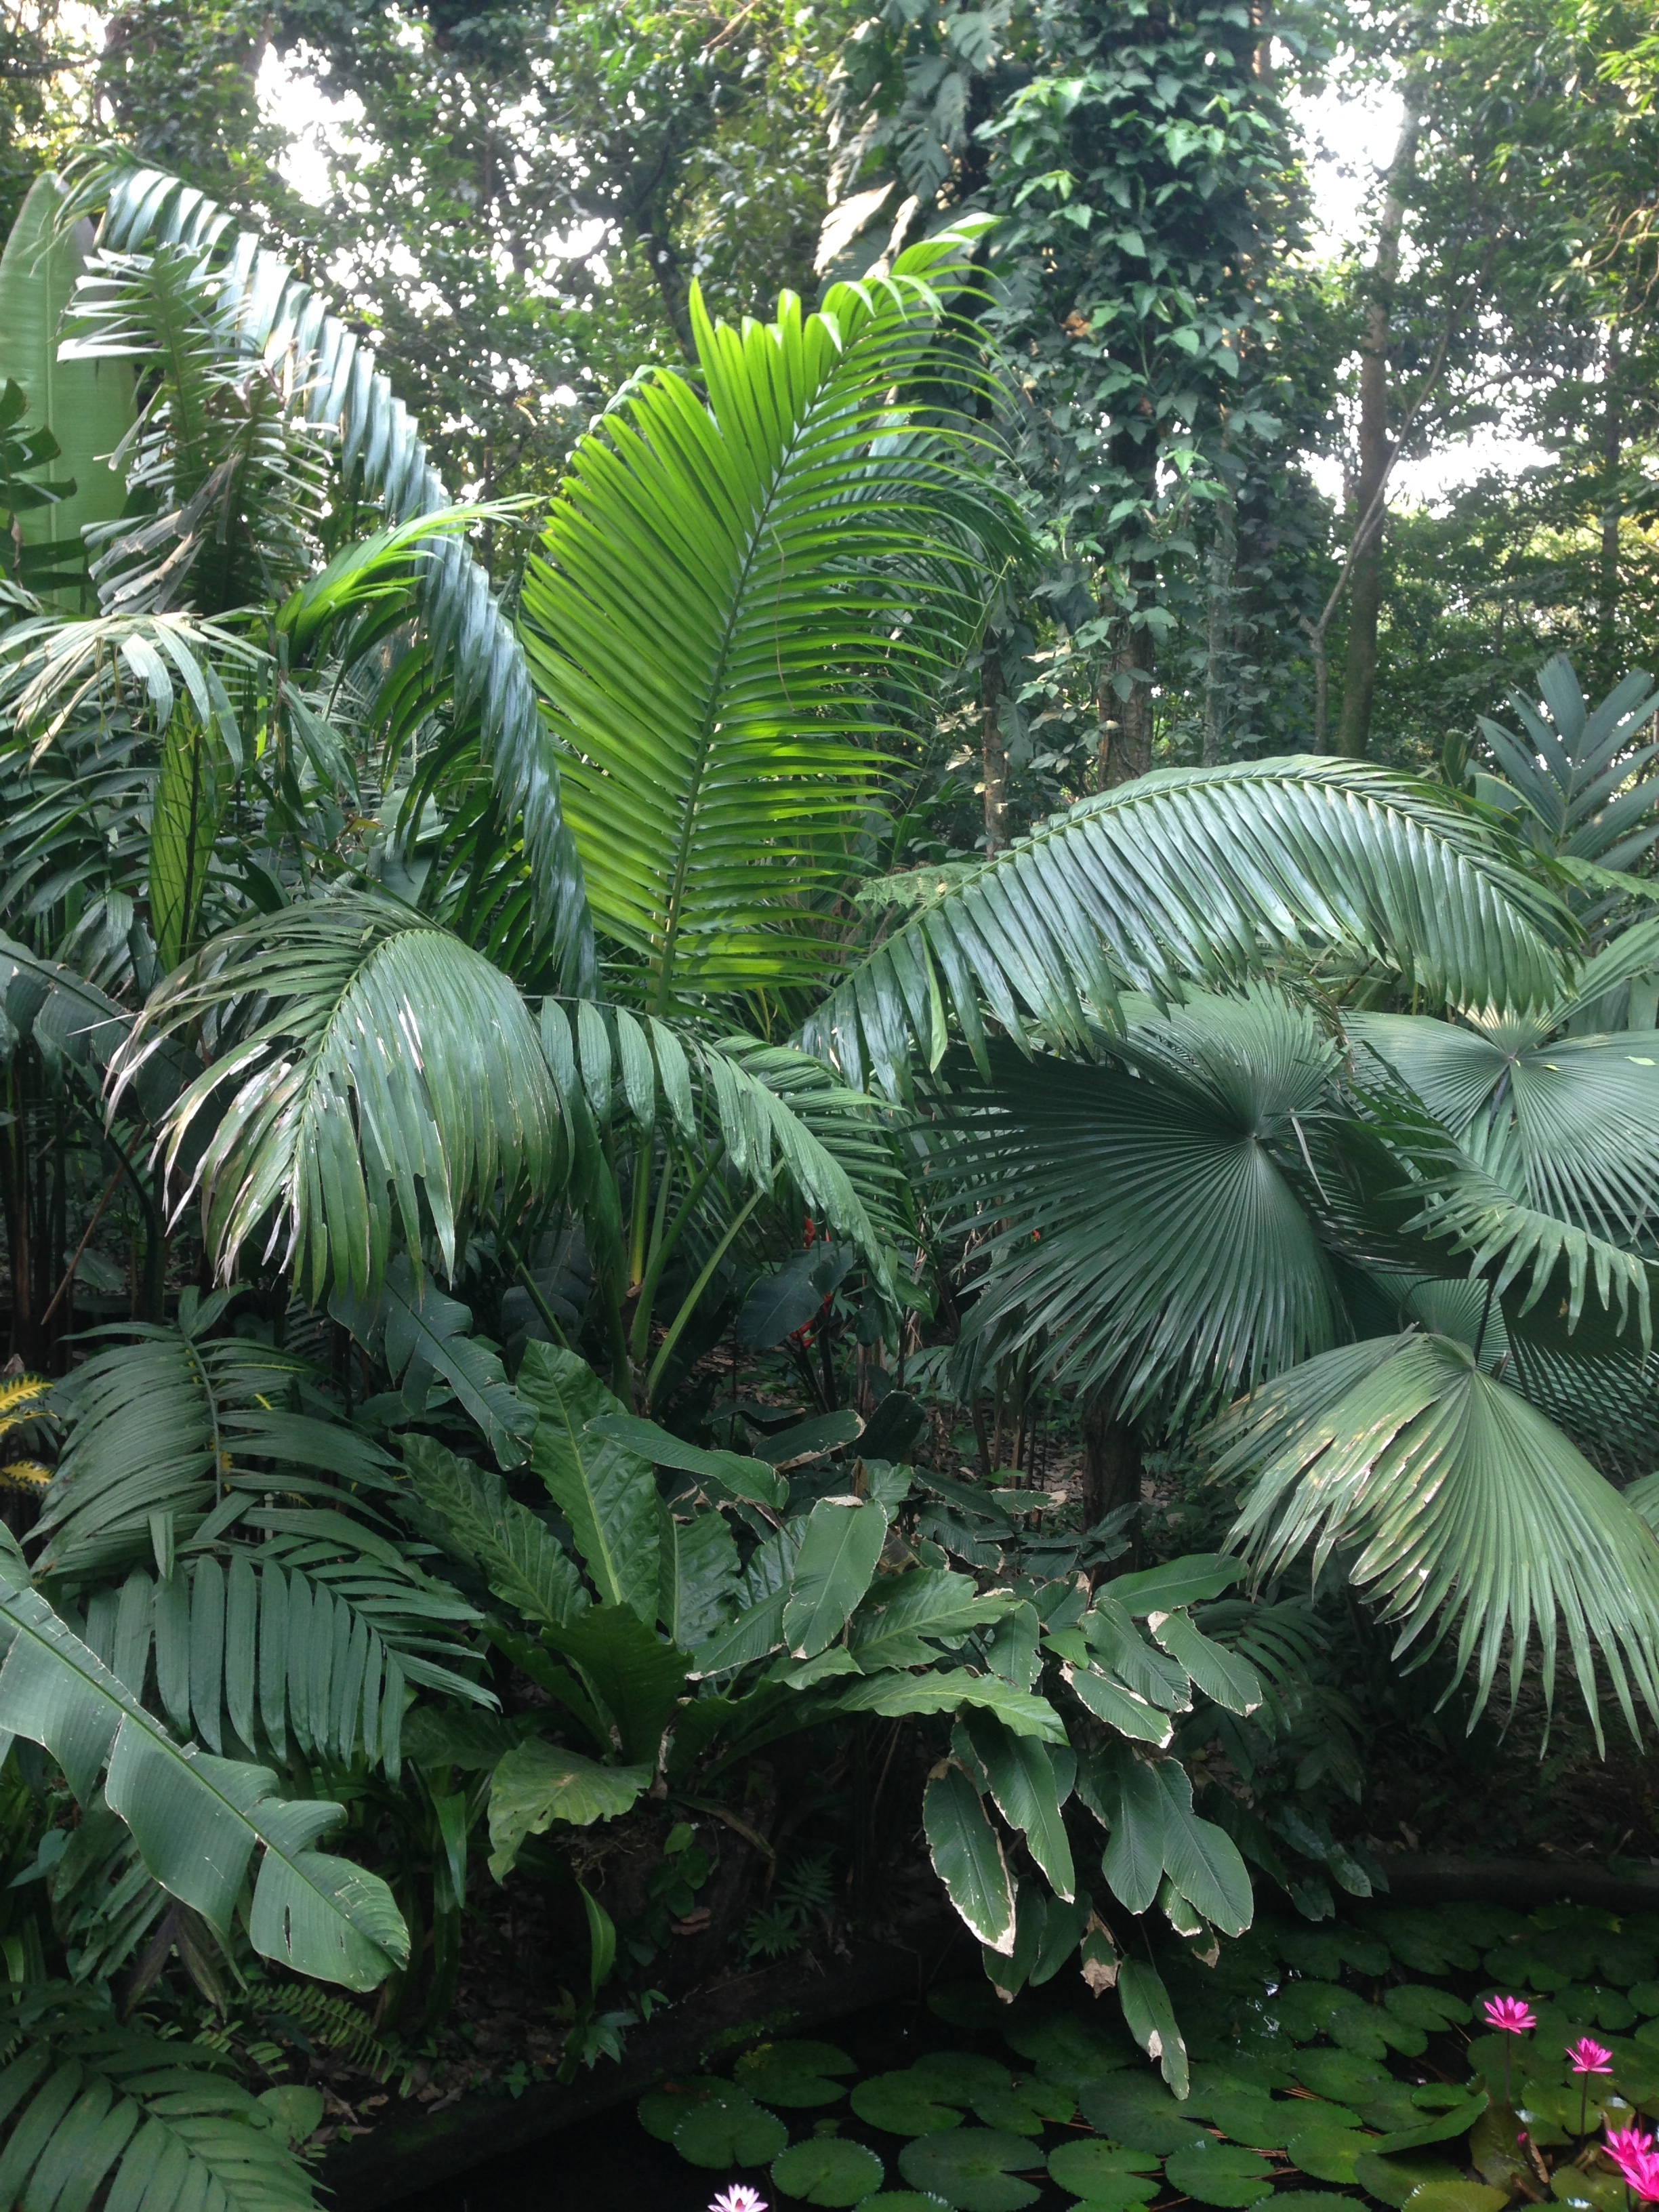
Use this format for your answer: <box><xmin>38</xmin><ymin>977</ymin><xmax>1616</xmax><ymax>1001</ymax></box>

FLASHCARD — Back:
<box><xmin>0</xmin><ymin>102</ymin><xmax>1657</xmax><ymax>2212</ymax></box>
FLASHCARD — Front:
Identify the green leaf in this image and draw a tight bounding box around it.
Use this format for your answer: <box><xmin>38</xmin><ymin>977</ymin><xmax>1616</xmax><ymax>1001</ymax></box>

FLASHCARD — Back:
<box><xmin>1088</xmin><ymin>1748</ymin><xmax>1166</xmax><ymax>1914</ymax></box>
<box><xmin>588</xmin><ymin>1411</ymin><xmax>787</xmax><ymax>1509</ymax></box>
<box><xmin>924</xmin><ymin>1765</ymin><xmax>1016</xmax><ymax>1952</ymax></box>
<box><xmin>518</xmin><ymin>1343</ymin><xmax>659</xmax><ymax>1620</ymax></box>
<box><xmin>1162</xmin><ymin>2146</ymin><xmax>1274</xmax><ymax>2206</ymax></box>
<box><xmin>1047</xmin><ymin>2142</ymin><xmax>1162</xmax><ymax>2201</ymax></box>
<box><xmin>826</xmin><ymin>1668</ymin><xmax>1067</xmax><ymax>1742</ymax></box>
<box><xmin>1080</xmin><ymin>2075</ymin><xmax>1209</xmax><ymax>2153</ymax></box>
<box><xmin>1403</xmin><ymin>2187</ymin><xmax>1508</xmax><ymax>2212</ymax></box>
<box><xmin>1063</xmin><ymin>1665</ymin><xmax>1174</xmax><ymax>1746</ymax></box>
<box><xmin>1148</xmin><ymin>1609</ymin><xmax>1263</xmax><ymax>1714</ymax></box>
<box><xmin>671</xmin><ymin>2088</ymin><xmax>788</xmax><ymax>2168</ymax></box>
<box><xmin>403</xmin><ymin>1435</ymin><xmax>588</xmax><ymax>1632</ymax></box>
<box><xmin>1110</xmin><ymin>1555</ymin><xmax>1246</xmax><ymax>1614</ymax></box>
<box><xmin>485</xmin><ymin>1742</ymin><xmax>651</xmax><ymax>1878</ymax></box>
<box><xmin>1118</xmin><ymin>1956</ymin><xmax>1190</xmax><ymax>2096</ymax></box>
<box><xmin>0</xmin><ymin>1534</ymin><xmax>407</xmax><ymax>1990</ymax></box>
<box><xmin>964</xmin><ymin>1709</ymin><xmax>1075</xmax><ymax>1899</ymax></box>
<box><xmin>1374</xmin><ymin>2093</ymin><xmax>1488</xmax><ymax>2153</ymax></box>
<box><xmin>1153</xmin><ymin>1761</ymin><xmax>1254</xmax><ymax>1936</ymax></box>
<box><xmin>851</xmin><ymin>1568</ymin><xmax>1017</xmax><ymax>1670</ymax></box>
<box><xmin>1286</xmin><ymin>2127</ymin><xmax>1376</xmax><ymax>2182</ymax></box>
<box><xmin>733</xmin><ymin>2040</ymin><xmax>856</xmax><ymax>2109</ymax></box>
<box><xmin>898</xmin><ymin>2128</ymin><xmax>1042</xmax><ymax>2212</ymax></box>
<box><xmin>853</xmin><ymin>2069</ymin><xmax>968</xmax><ymax>2135</ymax></box>
<box><xmin>784</xmin><ymin>1497</ymin><xmax>888</xmax><ymax>1658</ymax></box>
<box><xmin>540</xmin><ymin>1604</ymin><xmax>689</xmax><ymax>1762</ymax></box>
<box><xmin>334</xmin><ymin>1256</ymin><xmax>534</xmax><ymax>1469</ymax></box>
<box><xmin>658</xmin><ymin>1502</ymin><xmax>742</xmax><ymax>1647</ymax></box>
<box><xmin>1353</xmin><ymin>2153</ymin><xmax>1464</xmax><ymax>2208</ymax></box>
<box><xmin>149</xmin><ymin>706</ymin><xmax>232</xmax><ymax>969</ymax></box>
<box><xmin>771</xmin><ymin>2139</ymin><xmax>886</xmax><ymax>2205</ymax></box>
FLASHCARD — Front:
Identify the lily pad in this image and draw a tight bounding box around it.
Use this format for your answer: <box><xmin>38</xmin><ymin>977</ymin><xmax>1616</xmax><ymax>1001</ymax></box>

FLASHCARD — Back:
<box><xmin>1384</xmin><ymin>1986</ymin><xmax>1473</xmax><ymax>2032</ymax></box>
<box><xmin>858</xmin><ymin>2199</ymin><xmax>951</xmax><ymax>2211</ymax></box>
<box><xmin>910</xmin><ymin>2053</ymin><xmax>1016</xmax><ymax>2103</ymax></box>
<box><xmin>1206</xmin><ymin>2091</ymin><xmax>1291</xmax><ymax>2148</ymax></box>
<box><xmin>1402</xmin><ymin>2185</ymin><xmax>1508</xmax><ymax>2212</ymax></box>
<box><xmin>1292</xmin><ymin>2047</ymin><xmax>1393</xmax><ymax>2102</ymax></box>
<box><xmin>899</xmin><ymin>2127</ymin><xmax>1044</xmax><ymax>2212</ymax></box>
<box><xmin>1284</xmin><ymin>2125</ymin><xmax>1376</xmax><ymax>2182</ymax></box>
<box><xmin>736</xmin><ymin>2040</ymin><xmax>858</xmax><ymax>2108</ymax></box>
<box><xmin>1353</xmin><ymin>2085</ymin><xmax>1430</xmax><ymax>2133</ymax></box>
<box><xmin>1280</xmin><ymin>1926</ymin><xmax>1391</xmax><ymax>1980</ymax></box>
<box><xmin>1002</xmin><ymin>2013</ymin><xmax>1135</xmax><ymax>2088</ymax></box>
<box><xmin>1061</xmin><ymin>2188</ymin><xmax>1166</xmax><ymax>2212</ymax></box>
<box><xmin>1162</xmin><ymin>2146</ymin><xmax>1276</xmax><ymax>2207</ymax></box>
<box><xmin>672</xmin><ymin>2088</ymin><xmax>790</xmax><ymax>2168</ymax></box>
<box><xmin>1331</xmin><ymin>2005</ymin><xmax>1420</xmax><ymax>2062</ymax></box>
<box><xmin>1374</xmin><ymin>2091</ymin><xmax>1487</xmax><ymax>2154</ymax></box>
<box><xmin>771</xmin><ymin>2138</ymin><xmax>886</xmax><ymax>2206</ymax></box>
<box><xmin>1048</xmin><ymin>2142</ymin><xmax>1164</xmax><ymax>2200</ymax></box>
<box><xmin>853</xmin><ymin>2071</ymin><xmax>966</xmax><ymax>2137</ymax></box>
<box><xmin>972</xmin><ymin>2079</ymin><xmax>1076</xmax><ymax>2137</ymax></box>
<box><xmin>1550</xmin><ymin>2170</ymin><xmax>1626</xmax><ymax>2212</ymax></box>
<box><xmin>1557</xmin><ymin>1985</ymin><xmax>1637</xmax><ymax>2032</ymax></box>
<box><xmin>1374</xmin><ymin>1909</ymin><xmax>1481</xmax><ymax>1976</ymax></box>
<box><xmin>1630</xmin><ymin>1982</ymin><xmax>1659</xmax><ymax>2016</ymax></box>
<box><xmin>1353</xmin><ymin>2152</ymin><xmax>1462</xmax><ymax>2209</ymax></box>
<box><xmin>638</xmin><ymin>2077</ymin><xmax>730</xmax><ymax>2142</ymax></box>
<box><xmin>1080</xmin><ymin>2075</ymin><xmax>1211</xmax><ymax>2154</ymax></box>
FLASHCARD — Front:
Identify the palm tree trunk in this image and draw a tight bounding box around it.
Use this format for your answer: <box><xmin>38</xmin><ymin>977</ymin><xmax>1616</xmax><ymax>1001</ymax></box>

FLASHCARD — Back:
<box><xmin>1336</xmin><ymin>99</ymin><xmax>1420</xmax><ymax>760</ymax></box>
<box><xmin>1080</xmin><ymin>1391</ymin><xmax>1141</xmax><ymax>1525</ymax></box>
<box><xmin>1599</xmin><ymin>321</ymin><xmax>1622</xmax><ymax>692</ymax></box>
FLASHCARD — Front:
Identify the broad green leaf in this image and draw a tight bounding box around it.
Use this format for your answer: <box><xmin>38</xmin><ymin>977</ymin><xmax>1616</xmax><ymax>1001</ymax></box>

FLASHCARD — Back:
<box><xmin>827</xmin><ymin>1669</ymin><xmax>1067</xmax><ymax>1742</ymax></box>
<box><xmin>1107</xmin><ymin>1553</ymin><xmax>1245</xmax><ymax>1614</ymax></box>
<box><xmin>1153</xmin><ymin>1761</ymin><xmax>1254</xmax><ymax>1936</ymax></box>
<box><xmin>588</xmin><ymin>1410</ymin><xmax>786</xmax><ymax>1508</ymax></box>
<box><xmin>734</xmin><ymin>2041</ymin><xmax>856</xmax><ymax>2108</ymax></box>
<box><xmin>403</xmin><ymin>1435</ymin><xmax>588</xmax><ymax>1632</ymax></box>
<box><xmin>486</xmin><ymin>1742</ymin><xmax>651</xmax><ymax>1878</ymax></box>
<box><xmin>852</xmin><ymin>2069</ymin><xmax>966</xmax><ymax>2135</ymax></box>
<box><xmin>784</xmin><ymin>1497</ymin><xmax>888</xmax><ymax>1658</ymax></box>
<box><xmin>1063</xmin><ymin>1664</ymin><xmax>1174</xmax><ymax>1747</ymax></box>
<box><xmin>0</xmin><ymin>1534</ymin><xmax>407</xmax><ymax>1990</ymax></box>
<box><xmin>771</xmin><ymin>2139</ymin><xmax>885</xmax><ymax>2206</ymax></box>
<box><xmin>1092</xmin><ymin>1748</ymin><xmax>1166</xmax><ymax>1912</ymax></box>
<box><xmin>541</xmin><ymin>1603</ymin><xmax>689</xmax><ymax>1761</ymax></box>
<box><xmin>1048</xmin><ymin>2142</ymin><xmax>1163</xmax><ymax>2200</ymax></box>
<box><xmin>1148</xmin><ymin>1609</ymin><xmax>1263</xmax><ymax>1714</ymax></box>
<box><xmin>335</xmin><ymin>1256</ymin><xmax>535</xmax><ymax>1470</ymax></box>
<box><xmin>519</xmin><ymin>1341</ymin><xmax>659</xmax><ymax>1620</ymax></box>
<box><xmin>149</xmin><ymin>708</ymin><xmax>232</xmax><ymax>969</ymax></box>
<box><xmin>1162</xmin><ymin>2147</ymin><xmax>1274</xmax><ymax>2206</ymax></box>
<box><xmin>672</xmin><ymin>2088</ymin><xmax>788</xmax><ymax>2168</ymax></box>
<box><xmin>963</xmin><ymin>1708</ymin><xmax>1075</xmax><ymax>1899</ymax></box>
<box><xmin>1118</xmin><ymin>1955</ymin><xmax>1190</xmax><ymax>2096</ymax></box>
<box><xmin>898</xmin><ymin>2127</ymin><xmax>1042</xmax><ymax>2211</ymax></box>
<box><xmin>657</xmin><ymin>1501</ymin><xmax>742</xmax><ymax>1647</ymax></box>
<box><xmin>851</xmin><ymin>1568</ymin><xmax>1018</xmax><ymax>1670</ymax></box>
<box><xmin>924</xmin><ymin>1765</ymin><xmax>1016</xmax><ymax>1953</ymax></box>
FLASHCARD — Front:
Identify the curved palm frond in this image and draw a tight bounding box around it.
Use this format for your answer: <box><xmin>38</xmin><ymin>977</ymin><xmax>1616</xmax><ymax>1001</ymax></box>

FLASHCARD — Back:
<box><xmin>32</xmin><ymin>1293</ymin><xmax>392</xmax><ymax>1578</ymax></box>
<box><xmin>931</xmin><ymin>990</ymin><xmax>1345</xmax><ymax>1418</ymax></box>
<box><xmin>806</xmin><ymin>761</ymin><xmax>1572</xmax><ymax>1096</ymax></box>
<box><xmin>1477</xmin><ymin>655</ymin><xmax>1659</xmax><ymax>868</ymax></box>
<box><xmin>74</xmin><ymin>159</ymin><xmax>592</xmax><ymax>986</ymax></box>
<box><xmin>1216</xmin><ymin>1330</ymin><xmax>1659</xmax><ymax>1745</ymax></box>
<box><xmin>517</xmin><ymin>225</ymin><xmax>1023</xmax><ymax>1011</ymax></box>
<box><xmin>0</xmin><ymin>1984</ymin><xmax>319</xmax><ymax>2211</ymax></box>
<box><xmin>111</xmin><ymin>892</ymin><xmax>570</xmax><ymax>1305</ymax></box>
<box><xmin>1353</xmin><ymin>1009</ymin><xmax>1659</xmax><ymax>1242</ymax></box>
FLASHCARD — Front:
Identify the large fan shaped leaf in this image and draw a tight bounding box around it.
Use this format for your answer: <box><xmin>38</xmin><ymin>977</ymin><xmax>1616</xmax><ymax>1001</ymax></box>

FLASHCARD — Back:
<box><xmin>806</xmin><ymin>762</ymin><xmax>1570</xmax><ymax>1094</ymax></box>
<box><xmin>112</xmin><ymin>891</ymin><xmax>569</xmax><ymax>1305</ymax></box>
<box><xmin>933</xmin><ymin>991</ymin><xmax>1345</xmax><ymax>1417</ymax></box>
<box><xmin>0</xmin><ymin>1530</ymin><xmax>409</xmax><ymax>1988</ymax></box>
<box><xmin>1216</xmin><ymin>1331</ymin><xmax>1659</xmax><ymax>1743</ymax></box>
<box><xmin>83</xmin><ymin>160</ymin><xmax>592</xmax><ymax>982</ymax></box>
<box><xmin>518</xmin><ymin>228</ymin><xmax>1019</xmax><ymax>1009</ymax></box>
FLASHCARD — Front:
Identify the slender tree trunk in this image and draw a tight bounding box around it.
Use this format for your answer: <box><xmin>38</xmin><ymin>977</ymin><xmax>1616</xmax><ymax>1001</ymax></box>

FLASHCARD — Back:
<box><xmin>1202</xmin><ymin>475</ymin><xmax>1238</xmax><ymax>766</ymax></box>
<box><xmin>1336</xmin><ymin>100</ymin><xmax>1420</xmax><ymax>760</ymax></box>
<box><xmin>1080</xmin><ymin>1391</ymin><xmax>1141</xmax><ymax>1526</ymax></box>
<box><xmin>1599</xmin><ymin>321</ymin><xmax>1622</xmax><ymax>689</ymax></box>
<box><xmin>1099</xmin><ymin>620</ymin><xmax>1155</xmax><ymax>785</ymax></box>
<box><xmin>981</xmin><ymin>644</ymin><xmax>1008</xmax><ymax>853</ymax></box>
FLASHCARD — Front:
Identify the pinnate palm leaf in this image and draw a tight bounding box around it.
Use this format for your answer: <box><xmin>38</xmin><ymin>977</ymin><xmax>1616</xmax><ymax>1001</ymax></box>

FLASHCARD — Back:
<box><xmin>1216</xmin><ymin>1331</ymin><xmax>1659</xmax><ymax>1743</ymax></box>
<box><xmin>807</xmin><ymin>761</ymin><xmax>1570</xmax><ymax>1093</ymax></box>
<box><xmin>518</xmin><ymin>230</ymin><xmax>1019</xmax><ymax>1008</ymax></box>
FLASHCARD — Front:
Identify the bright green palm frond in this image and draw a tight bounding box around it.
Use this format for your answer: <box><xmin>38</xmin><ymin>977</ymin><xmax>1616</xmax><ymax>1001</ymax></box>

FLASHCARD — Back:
<box><xmin>1477</xmin><ymin>655</ymin><xmax>1659</xmax><ymax>867</ymax></box>
<box><xmin>0</xmin><ymin>1527</ymin><xmax>409</xmax><ymax>1989</ymax></box>
<box><xmin>931</xmin><ymin>989</ymin><xmax>1345</xmax><ymax>1418</ymax></box>
<box><xmin>1353</xmin><ymin>1010</ymin><xmax>1659</xmax><ymax>1244</ymax></box>
<box><xmin>111</xmin><ymin>892</ymin><xmax>570</xmax><ymax>1305</ymax></box>
<box><xmin>81</xmin><ymin>160</ymin><xmax>592</xmax><ymax>985</ymax></box>
<box><xmin>806</xmin><ymin>760</ymin><xmax>1570</xmax><ymax>1096</ymax></box>
<box><xmin>1216</xmin><ymin>1330</ymin><xmax>1659</xmax><ymax>1744</ymax></box>
<box><xmin>518</xmin><ymin>227</ymin><xmax>1021</xmax><ymax>1011</ymax></box>
<box><xmin>0</xmin><ymin>1985</ymin><xmax>320</xmax><ymax>2211</ymax></box>
<box><xmin>31</xmin><ymin>1294</ymin><xmax>391</xmax><ymax>1578</ymax></box>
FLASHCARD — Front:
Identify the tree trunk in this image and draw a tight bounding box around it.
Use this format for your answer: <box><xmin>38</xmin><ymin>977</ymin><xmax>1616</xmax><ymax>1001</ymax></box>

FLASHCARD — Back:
<box><xmin>981</xmin><ymin>644</ymin><xmax>1008</xmax><ymax>853</ymax></box>
<box><xmin>1336</xmin><ymin>101</ymin><xmax>1420</xmax><ymax>761</ymax></box>
<box><xmin>1202</xmin><ymin>475</ymin><xmax>1238</xmax><ymax>766</ymax></box>
<box><xmin>1080</xmin><ymin>1391</ymin><xmax>1141</xmax><ymax>1525</ymax></box>
<box><xmin>1099</xmin><ymin>621</ymin><xmax>1154</xmax><ymax>786</ymax></box>
<box><xmin>1599</xmin><ymin>321</ymin><xmax>1622</xmax><ymax>690</ymax></box>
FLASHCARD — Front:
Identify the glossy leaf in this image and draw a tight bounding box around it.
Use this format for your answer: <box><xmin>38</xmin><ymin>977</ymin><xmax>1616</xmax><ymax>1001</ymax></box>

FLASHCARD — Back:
<box><xmin>924</xmin><ymin>1765</ymin><xmax>1017</xmax><ymax>1953</ymax></box>
<box><xmin>783</xmin><ymin>1497</ymin><xmax>888</xmax><ymax>1658</ymax></box>
<box><xmin>486</xmin><ymin>1742</ymin><xmax>651</xmax><ymax>1878</ymax></box>
<box><xmin>519</xmin><ymin>1343</ymin><xmax>660</xmax><ymax>1620</ymax></box>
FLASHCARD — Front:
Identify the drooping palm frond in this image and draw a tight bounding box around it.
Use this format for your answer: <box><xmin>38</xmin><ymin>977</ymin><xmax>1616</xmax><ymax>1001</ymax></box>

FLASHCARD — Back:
<box><xmin>804</xmin><ymin>761</ymin><xmax>1572</xmax><ymax>1096</ymax></box>
<box><xmin>1215</xmin><ymin>1330</ymin><xmax>1659</xmax><ymax>1744</ymax></box>
<box><xmin>1477</xmin><ymin>655</ymin><xmax>1659</xmax><ymax>869</ymax></box>
<box><xmin>110</xmin><ymin>892</ymin><xmax>571</xmax><ymax>1305</ymax></box>
<box><xmin>930</xmin><ymin>991</ymin><xmax>1346</xmax><ymax>1418</ymax></box>
<box><xmin>31</xmin><ymin>1293</ymin><xmax>390</xmax><ymax>1577</ymax></box>
<box><xmin>0</xmin><ymin>1983</ymin><xmax>320</xmax><ymax>2210</ymax></box>
<box><xmin>73</xmin><ymin>159</ymin><xmax>592</xmax><ymax>985</ymax></box>
<box><xmin>517</xmin><ymin>226</ymin><xmax>1023</xmax><ymax>1011</ymax></box>
<box><xmin>0</xmin><ymin>1528</ymin><xmax>410</xmax><ymax>1989</ymax></box>
<box><xmin>1352</xmin><ymin>1009</ymin><xmax>1659</xmax><ymax>1244</ymax></box>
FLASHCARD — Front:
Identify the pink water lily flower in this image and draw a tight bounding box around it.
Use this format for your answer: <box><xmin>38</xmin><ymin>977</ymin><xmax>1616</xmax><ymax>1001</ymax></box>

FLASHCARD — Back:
<box><xmin>1484</xmin><ymin>1995</ymin><xmax>1538</xmax><ymax>2034</ymax></box>
<box><xmin>1607</xmin><ymin>2125</ymin><xmax>1654</xmax><ymax>2165</ymax></box>
<box><xmin>709</xmin><ymin>2190</ymin><xmax>769</xmax><ymax>2212</ymax></box>
<box><xmin>1571</xmin><ymin>2039</ymin><xmax>1615</xmax><ymax>2076</ymax></box>
<box><xmin>1607</xmin><ymin>2127</ymin><xmax>1659</xmax><ymax>2203</ymax></box>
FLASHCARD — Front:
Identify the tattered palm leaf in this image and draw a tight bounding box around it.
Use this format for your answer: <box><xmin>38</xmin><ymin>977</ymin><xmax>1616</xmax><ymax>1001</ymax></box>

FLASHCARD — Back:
<box><xmin>1216</xmin><ymin>1330</ymin><xmax>1659</xmax><ymax>1744</ymax></box>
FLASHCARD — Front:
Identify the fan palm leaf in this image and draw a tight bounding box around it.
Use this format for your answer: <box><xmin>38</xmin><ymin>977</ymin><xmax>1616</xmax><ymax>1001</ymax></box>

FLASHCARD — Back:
<box><xmin>517</xmin><ymin>227</ymin><xmax>1021</xmax><ymax>1012</ymax></box>
<box><xmin>1216</xmin><ymin>1330</ymin><xmax>1659</xmax><ymax>1745</ymax></box>
<box><xmin>805</xmin><ymin>761</ymin><xmax>1571</xmax><ymax>1095</ymax></box>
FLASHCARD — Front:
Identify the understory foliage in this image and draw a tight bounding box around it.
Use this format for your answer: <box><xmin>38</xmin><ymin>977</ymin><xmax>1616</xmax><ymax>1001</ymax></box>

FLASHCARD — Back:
<box><xmin>0</xmin><ymin>137</ymin><xmax>1658</xmax><ymax>2212</ymax></box>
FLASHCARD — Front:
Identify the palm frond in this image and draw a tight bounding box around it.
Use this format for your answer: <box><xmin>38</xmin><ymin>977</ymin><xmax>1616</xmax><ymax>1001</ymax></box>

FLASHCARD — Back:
<box><xmin>78</xmin><ymin>159</ymin><xmax>592</xmax><ymax>985</ymax></box>
<box><xmin>0</xmin><ymin>1984</ymin><xmax>320</xmax><ymax>2210</ymax></box>
<box><xmin>805</xmin><ymin>761</ymin><xmax>1571</xmax><ymax>1095</ymax></box>
<box><xmin>0</xmin><ymin>1528</ymin><xmax>410</xmax><ymax>1988</ymax></box>
<box><xmin>518</xmin><ymin>227</ymin><xmax>1021</xmax><ymax>1009</ymax></box>
<box><xmin>1216</xmin><ymin>1330</ymin><xmax>1659</xmax><ymax>1744</ymax></box>
<box><xmin>929</xmin><ymin>991</ymin><xmax>1346</xmax><ymax>1418</ymax></box>
<box><xmin>32</xmin><ymin>1294</ymin><xmax>390</xmax><ymax>1578</ymax></box>
<box><xmin>1477</xmin><ymin>655</ymin><xmax>1659</xmax><ymax>867</ymax></box>
<box><xmin>111</xmin><ymin>891</ymin><xmax>570</xmax><ymax>1305</ymax></box>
